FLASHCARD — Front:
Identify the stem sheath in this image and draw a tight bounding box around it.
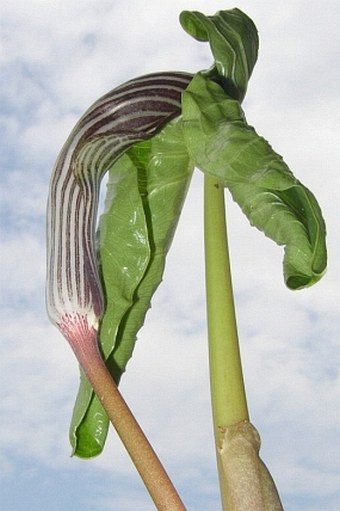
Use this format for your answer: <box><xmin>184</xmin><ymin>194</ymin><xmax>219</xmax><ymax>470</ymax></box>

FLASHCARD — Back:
<box><xmin>204</xmin><ymin>175</ymin><xmax>284</xmax><ymax>511</ymax></box>
<box><xmin>204</xmin><ymin>174</ymin><xmax>249</xmax><ymax>510</ymax></box>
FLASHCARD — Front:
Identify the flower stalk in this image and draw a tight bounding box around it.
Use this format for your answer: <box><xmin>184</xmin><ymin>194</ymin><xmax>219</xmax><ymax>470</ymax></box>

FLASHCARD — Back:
<box><xmin>66</xmin><ymin>322</ymin><xmax>187</xmax><ymax>511</ymax></box>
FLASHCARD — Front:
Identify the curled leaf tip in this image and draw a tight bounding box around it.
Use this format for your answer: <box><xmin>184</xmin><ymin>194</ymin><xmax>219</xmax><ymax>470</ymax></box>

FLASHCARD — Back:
<box><xmin>180</xmin><ymin>8</ymin><xmax>259</xmax><ymax>100</ymax></box>
<box><xmin>182</xmin><ymin>74</ymin><xmax>327</xmax><ymax>291</ymax></box>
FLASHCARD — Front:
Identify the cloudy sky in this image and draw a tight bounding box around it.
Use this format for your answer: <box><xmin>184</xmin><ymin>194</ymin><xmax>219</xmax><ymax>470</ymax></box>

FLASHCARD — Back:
<box><xmin>1</xmin><ymin>0</ymin><xmax>339</xmax><ymax>510</ymax></box>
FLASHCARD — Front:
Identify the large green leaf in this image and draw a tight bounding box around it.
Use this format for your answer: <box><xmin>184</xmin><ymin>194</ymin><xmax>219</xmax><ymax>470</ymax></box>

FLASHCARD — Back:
<box><xmin>68</xmin><ymin>6</ymin><xmax>327</xmax><ymax>458</ymax></box>
<box><xmin>182</xmin><ymin>73</ymin><xmax>327</xmax><ymax>289</ymax></box>
<box><xmin>69</xmin><ymin>150</ymin><xmax>150</xmax><ymax>456</ymax></box>
<box><xmin>68</xmin><ymin>6</ymin><xmax>258</xmax><ymax>459</ymax></box>
<box><xmin>179</xmin><ymin>8</ymin><xmax>258</xmax><ymax>101</ymax></box>
<box><xmin>70</xmin><ymin>117</ymin><xmax>193</xmax><ymax>457</ymax></box>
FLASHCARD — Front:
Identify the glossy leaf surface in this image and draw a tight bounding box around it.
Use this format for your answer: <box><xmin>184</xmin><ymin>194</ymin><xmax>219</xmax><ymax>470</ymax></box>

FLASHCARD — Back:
<box><xmin>180</xmin><ymin>8</ymin><xmax>258</xmax><ymax>101</ymax></box>
<box><xmin>182</xmin><ymin>73</ymin><xmax>327</xmax><ymax>289</ymax></box>
<box><xmin>68</xmin><ymin>7</ymin><xmax>327</xmax><ymax>457</ymax></box>
<box><xmin>70</xmin><ymin>118</ymin><xmax>193</xmax><ymax>456</ymax></box>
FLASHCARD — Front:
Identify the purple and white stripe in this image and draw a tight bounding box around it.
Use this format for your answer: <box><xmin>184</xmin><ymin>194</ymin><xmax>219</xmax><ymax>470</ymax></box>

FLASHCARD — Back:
<box><xmin>46</xmin><ymin>71</ymin><xmax>192</xmax><ymax>337</ymax></box>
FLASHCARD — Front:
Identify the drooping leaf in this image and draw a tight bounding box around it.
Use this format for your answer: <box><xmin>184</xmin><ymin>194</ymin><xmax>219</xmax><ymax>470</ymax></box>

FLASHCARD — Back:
<box><xmin>182</xmin><ymin>73</ymin><xmax>327</xmax><ymax>289</ymax></box>
<box><xmin>70</xmin><ymin>117</ymin><xmax>193</xmax><ymax>457</ymax></box>
<box><xmin>68</xmin><ymin>9</ymin><xmax>260</xmax><ymax>456</ymax></box>
<box><xmin>68</xmin><ymin>6</ymin><xmax>327</xmax><ymax>458</ymax></box>
<box><xmin>179</xmin><ymin>8</ymin><xmax>258</xmax><ymax>101</ymax></box>
<box><xmin>69</xmin><ymin>153</ymin><xmax>150</xmax><ymax>456</ymax></box>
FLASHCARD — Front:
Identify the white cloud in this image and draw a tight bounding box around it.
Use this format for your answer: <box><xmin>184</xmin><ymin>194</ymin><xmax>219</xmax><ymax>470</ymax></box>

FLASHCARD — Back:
<box><xmin>0</xmin><ymin>233</ymin><xmax>45</xmax><ymax>307</ymax></box>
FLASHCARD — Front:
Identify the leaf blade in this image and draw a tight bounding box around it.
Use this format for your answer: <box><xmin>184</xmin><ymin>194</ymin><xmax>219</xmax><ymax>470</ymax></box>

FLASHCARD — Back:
<box><xmin>70</xmin><ymin>157</ymin><xmax>150</xmax><ymax>456</ymax></box>
<box><xmin>180</xmin><ymin>8</ymin><xmax>259</xmax><ymax>100</ymax></box>
<box><xmin>182</xmin><ymin>74</ymin><xmax>327</xmax><ymax>289</ymax></box>
<box><xmin>70</xmin><ymin>118</ymin><xmax>193</xmax><ymax>456</ymax></box>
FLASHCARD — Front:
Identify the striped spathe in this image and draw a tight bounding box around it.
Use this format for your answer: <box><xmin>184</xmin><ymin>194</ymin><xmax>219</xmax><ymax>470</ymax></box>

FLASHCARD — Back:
<box><xmin>46</xmin><ymin>71</ymin><xmax>192</xmax><ymax>338</ymax></box>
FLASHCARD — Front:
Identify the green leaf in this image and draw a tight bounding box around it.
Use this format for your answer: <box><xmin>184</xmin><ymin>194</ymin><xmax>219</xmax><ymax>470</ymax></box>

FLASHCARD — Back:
<box><xmin>179</xmin><ymin>8</ymin><xmax>258</xmax><ymax>101</ymax></box>
<box><xmin>70</xmin><ymin>153</ymin><xmax>150</xmax><ymax>457</ymax></box>
<box><xmin>182</xmin><ymin>73</ymin><xmax>327</xmax><ymax>289</ymax></box>
<box><xmin>70</xmin><ymin>117</ymin><xmax>193</xmax><ymax>457</ymax></box>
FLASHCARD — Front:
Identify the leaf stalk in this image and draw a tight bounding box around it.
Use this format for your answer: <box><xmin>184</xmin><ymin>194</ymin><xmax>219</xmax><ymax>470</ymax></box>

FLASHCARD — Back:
<box><xmin>204</xmin><ymin>173</ymin><xmax>249</xmax><ymax>509</ymax></box>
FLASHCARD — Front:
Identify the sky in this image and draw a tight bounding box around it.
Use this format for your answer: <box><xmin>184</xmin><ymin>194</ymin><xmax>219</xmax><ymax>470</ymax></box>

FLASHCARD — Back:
<box><xmin>1</xmin><ymin>0</ymin><xmax>339</xmax><ymax>510</ymax></box>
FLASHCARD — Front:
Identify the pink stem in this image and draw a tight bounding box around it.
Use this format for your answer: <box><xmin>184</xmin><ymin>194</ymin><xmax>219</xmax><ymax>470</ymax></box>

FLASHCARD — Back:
<box><xmin>60</xmin><ymin>312</ymin><xmax>187</xmax><ymax>511</ymax></box>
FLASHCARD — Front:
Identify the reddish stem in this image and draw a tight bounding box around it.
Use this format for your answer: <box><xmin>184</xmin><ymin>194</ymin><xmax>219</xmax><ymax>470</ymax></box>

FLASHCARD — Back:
<box><xmin>60</xmin><ymin>312</ymin><xmax>187</xmax><ymax>511</ymax></box>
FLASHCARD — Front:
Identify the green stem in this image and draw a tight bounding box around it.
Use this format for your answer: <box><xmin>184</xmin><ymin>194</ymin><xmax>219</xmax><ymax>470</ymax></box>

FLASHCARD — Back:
<box><xmin>204</xmin><ymin>175</ymin><xmax>285</xmax><ymax>511</ymax></box>
<box><xmin>204</xmin><ymin>173</ymin><xmax>249</xmax><ymax>438</ymax></box>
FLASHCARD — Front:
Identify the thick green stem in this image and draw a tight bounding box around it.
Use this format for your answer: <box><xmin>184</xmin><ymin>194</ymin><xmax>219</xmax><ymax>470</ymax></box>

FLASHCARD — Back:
<box><xmin>204</xmin><ymin>175</ymin><xmax>284</xmax><ymax>511</ymax></box>
<box><xmin>204</xmin><ymin>173</ymin><xmax>249</xmax><ymax>437</ymax></box>
<box><xmin>204</xmin><ymin>173</ymin><xmax>249</xmax><ymax>509</ymax></box>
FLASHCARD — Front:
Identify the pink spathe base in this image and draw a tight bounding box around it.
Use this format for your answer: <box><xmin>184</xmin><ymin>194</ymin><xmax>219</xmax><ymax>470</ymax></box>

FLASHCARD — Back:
<box><xmin>58</xmin><ymin>312</ymin><xmax>102</xmax><ymax>372</ymax></box>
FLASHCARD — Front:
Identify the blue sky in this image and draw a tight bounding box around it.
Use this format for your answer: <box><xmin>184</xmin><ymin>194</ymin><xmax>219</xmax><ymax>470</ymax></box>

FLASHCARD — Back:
<box><xmin>1</xmin><ymin>0</ymin><xmax>340</xmax><ymax>510</ymax></box>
